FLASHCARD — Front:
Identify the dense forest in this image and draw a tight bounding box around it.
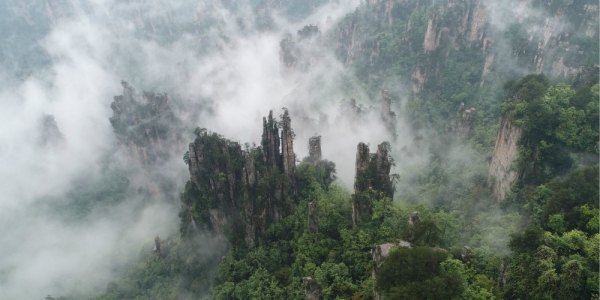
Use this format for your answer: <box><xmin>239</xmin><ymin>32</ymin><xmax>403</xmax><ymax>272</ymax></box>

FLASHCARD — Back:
<box><xmin>0</xmin><ymin>0</ymin><xmax>597</xmax><ymax>299</ymax></box>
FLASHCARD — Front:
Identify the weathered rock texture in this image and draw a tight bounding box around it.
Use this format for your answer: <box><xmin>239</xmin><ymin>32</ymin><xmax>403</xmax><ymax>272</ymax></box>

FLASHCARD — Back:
<box><xmin>371</xmin><ymin>241</ymin><xmax>412</xmax><ymax>300</ymax></box>
<box><xmin>379</xmin><ymin>90</ymin><xmax>397</xmax><ymax>137</ymax></box>
<box><xmin>488</xmin><ymin>116</ymin><xmax>522</xmax><ymax>201</ymax></box>
<box><xmin>153</xmin><ymin>236</ymin><xmax>164</xmax><ymax>259</ymax></box>
<box><xmin>352</xmin><ymin>142</ymin><xmax>394</xmax><ymax>225</ymax></box>
<box><xmin>184</xmin><ymin>109</ymin><xmax>298</xmax><ymax>246</ymax></box>
<box><xmin>281</xmin><ymin>109</ymin><xmax>297</xmax><ymax>196</ymax></box>
<box><xmin>308</xmin><ymin>136</ymin><xmax>322</xmax><ymax>163</ymax></box>
<box><xmin>302</xmin><ymin>277</ymin><xmax>322</xmax><ymax>300</ymax></box>
<box><xmin>352</xmin><ymin>142</ymin><xmax>372</xmax><ymax>225</ymax></box>
<box><xmin>449</xmin><ymin>102</ymin><xmax>477</xmax><ymax>141</ymax></box>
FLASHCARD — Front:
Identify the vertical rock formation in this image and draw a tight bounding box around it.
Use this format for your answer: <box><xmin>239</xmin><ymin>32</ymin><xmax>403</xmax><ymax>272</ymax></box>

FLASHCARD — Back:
<box><xmin>262</xmin><ymin>111</ymin><xmax>281</xmax><ymax>169</ymax></box>
<box><xmin>302</xmin><ymin>277</ymin><xmax>322</xmax><ymax>300</ymax></box>
<box><xmin>354</xmin><ymin>143</ymin><xmax>371</xmax><ymax>194</ymax></box>
<box><xmin>185</xmin><ymin>109</ymin><xmax>298</xmax><ymax>247</ymax></box>
<box><xmin>39</xmin><ymin>114</ymin><xmax>64</xmax><ymax>147</ymax></box>
<box><xmin>281</xmin><ymin>109</ymin><xmax>297</xmax><ymax>196</ymax></box>
<box><xmin>374</xmin><ymin>143</ymin><xmax>394</xmax><ymax>198</ymax></box>
<box><xmin>408</xmin><ymin>211</ymin><xmax>419</xmax><ymax>229</ymax></box>
<box><xmin>153</xmin><ymin>236</ymin><xmax>164</xmax><ymax>258</ymax></box>
<box><xmin>308</xmin><ymin>136</ymin><xmax>322</xmax><ymax>163</ymax></box>
<box><xmin>352</xmin><ymin>143</ymin><xmax>371</xmax><ymax>225</ymax></box>
<box><xmin>488</xmin><ymin>116</ymin><xmax>522</xmax><ymax>201</ymax></box>
<box><xmin>308</xmin><ymin>201</ymin><xmax>318</xmax><ymax>233</ymax></box>
<box><xmin>405</xmin><ymin>211</ymin><xmax>420</xmax><ymax>243</ymax></box>
<box><xmin>380</xmin><ymin>90</ymin><xmax>397</xmax><ymax>138</ymax></box>
<box><xmin>352</xmin><ymin>142</ymin><xmax>395</xmax><ymax>225</ymax></box>
<box><xmin>450</xmin><ymin>102</ymin><xmax>477</xmax><ymax>141</ymax></box>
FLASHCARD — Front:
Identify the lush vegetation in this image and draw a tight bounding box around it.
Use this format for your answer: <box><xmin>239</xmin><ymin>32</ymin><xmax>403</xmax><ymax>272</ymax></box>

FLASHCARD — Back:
<box><xmin>42</xmin><ymin>0</ymin><xmax>598</xmax><ymax>299</ymax></box>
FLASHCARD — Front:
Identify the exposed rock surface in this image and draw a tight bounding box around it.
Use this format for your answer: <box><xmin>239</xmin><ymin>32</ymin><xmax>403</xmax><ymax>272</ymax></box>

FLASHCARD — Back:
<box><xmin>153</xmin><ymin>236</ymin><xmax>164</xmax><ymax>259</ymax></box>
<box><xmin>308</xmin><ymin>136</ymin><xmax>322</xmax><ymax>163</ymax></box>
<box><xmin>352</xmin><ymin>142</ymin><xmax>394</xmax><ymax>225</ymax></box>
<box><xmin>371</xmin><ymin>241</ymin><xmax>412</xmax><ymax>300</ymax></box>
<box><xmin>352</xmin><ymin>142</ymin><xmax>371</xmax><ymax>225</ymax></box>
<box><xmin>488</xmin><ymin>116</ymin><xmax>522</xmax><ymax>201</ymax></box>
<box><xmin>302</xmin><ymin>277</ymin><xmax>322</xmax><ymax>300</ymax></box>
<box><xmin>334</xmin><ymin>0</ymin><xmax>598</xmax><ymax>95</ymax></box>
<box><xmin>185</xmin><ymin>109</ymin><xmax>298</xmax><ymax>246</ymax></box>
<box><xmin>281</xmin><ymin>109</ymin><xmax>297</xmax><ymax>196</ymax></box>
<box><xmin>449</xmin><ymin>102</ymin><xmax>477</xmax><ymax>141</ymax></box>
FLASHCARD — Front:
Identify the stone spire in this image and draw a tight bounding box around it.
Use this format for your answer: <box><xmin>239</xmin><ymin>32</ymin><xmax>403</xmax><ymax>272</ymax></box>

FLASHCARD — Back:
<box><xmin>281</xmin><ymin>109</ymin><xmax>296</xmax><ymax>191</ymax></box>
<box><xmin>262</xmin><ymin>110</ymin><xmax>281</xmax><ymax>169</ymax></box>
<box><xmin>354</xmin><ymin>142</ymin><xmax>371</xmax><ymax>195</ymax></box>
<box><xmin>308</xmin><ymin>135</ymin><xmax>322</xmax><ymax>163</ymax></box>
<box><xmin>375</xmin><ymin>143</ymin><xmax>393</xmax><ymax>198</ymax></box>
<box><xmin>352</xmin><ymin>142</ymin><xmax>371</xmax><ymax>225</ymax></box>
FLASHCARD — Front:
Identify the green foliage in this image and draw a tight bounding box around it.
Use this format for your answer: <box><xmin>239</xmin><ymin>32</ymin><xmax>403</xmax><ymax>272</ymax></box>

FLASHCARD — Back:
<box><xmin>375</xmin><ymin>247</ymin><xmax>466</xmax><ymax>299</ymax></box>
<box><xmin>501</xmin><ymin>75</ymin><xmax>599</xmax><ymax>184</ymax></box>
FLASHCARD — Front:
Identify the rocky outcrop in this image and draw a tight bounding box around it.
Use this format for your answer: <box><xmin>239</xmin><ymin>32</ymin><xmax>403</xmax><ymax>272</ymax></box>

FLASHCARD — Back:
<box><xmin>352</xmin><ymin>143</ymin><xmax>371</xmax><ymax>225</ymax></box>
<box><xmin>281</xmin><ymin>109</ymin><xmax>297</xmax><ymax>196</ymax></box>
<box><xmin>372</xmin><ymin>241</ymin><xmax>412</xmax><ymax>300</ymax></box>
<box><xmin>408</xmin><ymin>211</ymin><xmax>419</xmax><ymax>229</ymax></box>
<box><xmin>352</xmin><ymin>142</ymin><xmax>394</xmax><ymax>225</ymax></box>
<box><xmin>308</xmin><ymin>136</ymin><xmax>322</xmax><ymax>164</ymax></box>
<box><xmin>184</xmin><ymin>109</ymin><xmax>298</xmax><ymax>246</ymax></box>
<box><xmin>110</xmin><ymin>81</ymin><xmax>183</xmax><ymax>168</ymax></box>
<box><xmin>449</xmin><ymin>102</ymin><xmax>477</xmax><ymax>141</ymax></box>
<box><xmin>334</xmin><ymin>0</ymin><xmax>598</xmax><ymax>101</ymax></box>
<box><xmin>488</xmin><ymin>116</ymin><xmax>522</xmax><ymax>201</ymax></box>
<box><xmin>374</xmin><ymin>143</ymin><xmax>393</xmax><ymax>197</ymax></box>
<box><xmin>302</xmin><ymin>277</ymin><xmax>322</xmax><ymax>300</ymax></box>
<box><xmin>405</xmin><ymin>211</ymin><xmax>420</xmax><ymax>243</ymax></box>
<box><xmin>153</xmin><ymin>236</ymin><xmax>164</xmax><ymax>259</ymax></box>
<box><xmin>380</xmin><ymin>90</ymin><xmax>397</xmax><ymax>137</ymax></box>
<box><xmin>39</xmin><ymin>114</ymin><xmax>64</xmax><ymax>147</ymax></box>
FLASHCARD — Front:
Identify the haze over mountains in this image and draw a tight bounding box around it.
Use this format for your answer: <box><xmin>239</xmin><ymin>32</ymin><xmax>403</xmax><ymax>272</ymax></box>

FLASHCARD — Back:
<box><xmin>0</xmin><ymin>0</ymin><xmax>597</xmax><ymax>299</ymax></box>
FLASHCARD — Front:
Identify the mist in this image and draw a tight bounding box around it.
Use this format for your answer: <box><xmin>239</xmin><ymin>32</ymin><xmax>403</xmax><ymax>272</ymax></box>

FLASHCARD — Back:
<box><xmin>0</xmin><ymin>0</ymin><xmax>380</xmax><ymax>298</ymax></box>
<box><xmin>0</xmin><ymin>0</ymin><xmax>591</xmax><ymax>298</ymax></box>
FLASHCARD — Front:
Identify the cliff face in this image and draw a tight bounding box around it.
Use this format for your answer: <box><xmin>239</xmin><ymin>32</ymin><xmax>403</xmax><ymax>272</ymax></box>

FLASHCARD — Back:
<box><xmin>183</xmin><ymin>109</ymin><xmax>298</xmax><ymax>247</ymax></box>
<box><xmin>332</xmin><ymin>0</ymin><xmax>598</xmax><ymax>120</ymax></box>
<box><xmin>335</xmin><ymin>0</ymin><xmax>598</xmax><ymax>81</ymax></box>
<box><xmin>488</xmin><ymin>116</ymin><xmax>522</xmax><ymax>201</ymax></box>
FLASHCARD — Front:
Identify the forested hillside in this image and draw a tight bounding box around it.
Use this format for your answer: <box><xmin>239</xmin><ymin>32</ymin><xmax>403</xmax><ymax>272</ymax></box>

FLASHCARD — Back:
<box><xmin>0</xmin><ymin>0</ymin><xmax>597</xmax><ymax>300</ymax></box>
